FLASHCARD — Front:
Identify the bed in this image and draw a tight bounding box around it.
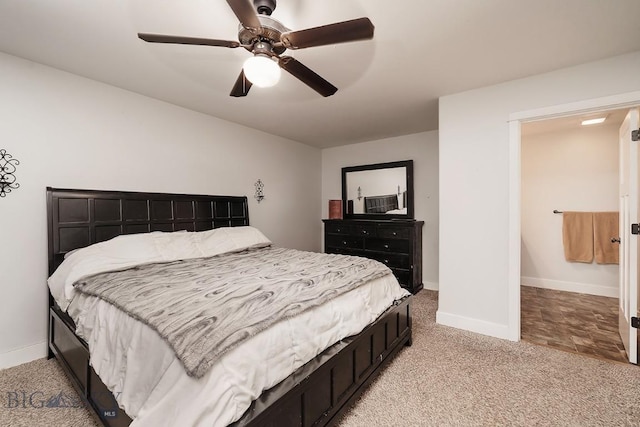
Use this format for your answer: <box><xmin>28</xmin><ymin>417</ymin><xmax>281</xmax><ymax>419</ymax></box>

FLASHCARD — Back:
<box><xmin>46</xmin><ymin>187</ymin><xmax>412</xmax><ymax>427</ymax></box>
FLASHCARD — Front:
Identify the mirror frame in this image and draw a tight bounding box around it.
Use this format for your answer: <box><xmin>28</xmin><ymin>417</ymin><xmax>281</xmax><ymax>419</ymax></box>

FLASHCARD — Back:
<box><xmin>341</xmin><ymin>160</ymin><xmax>414</xmax><ymax>220</ymax></box>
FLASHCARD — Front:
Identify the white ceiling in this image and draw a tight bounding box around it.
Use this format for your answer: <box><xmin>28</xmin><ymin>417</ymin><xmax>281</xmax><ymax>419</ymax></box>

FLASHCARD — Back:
<box><xmin>521</xmin><ymin>108</ymin><xmax>630</xmax><ymax>136</ymax></box>
<box><xmin>1</xmin><ymin>0</ymin><xmax>640</xmax><ymax>148</ymax></box>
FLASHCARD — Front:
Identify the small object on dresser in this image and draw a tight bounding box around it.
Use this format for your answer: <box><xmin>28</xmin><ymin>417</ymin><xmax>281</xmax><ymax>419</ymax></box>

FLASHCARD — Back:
<box><xmin>329</xmin><ymin>200</ymin><xmax>343</xmax><ymax>219</ymax></box>
<box><xmin>347</xmin><ymin>199</ymin><xmax>354</xmax><ymax>215</ymax></box>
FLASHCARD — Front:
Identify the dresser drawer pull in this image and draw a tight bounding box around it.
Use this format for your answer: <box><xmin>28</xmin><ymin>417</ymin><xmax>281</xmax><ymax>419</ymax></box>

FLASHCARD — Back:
<box><xmin>342</xmin><ymin>241</ymin><xmax>348</xmax><ymax>245</ymax></box>
<box><xmin>336</xmin><ymin>228</ymin><xmax>341</xmax><ymax>233</ymax></box>
<box><xmin>392</xmin><ymin>232</ymin><xmax>397</xmax><ymax>236</ymax></box>
<box><xmin>362</xmin><ymin>230</ymin><xmax>368</xmax><ymax>235</ymax></box>
<box><xmin>383</xmin><ymin>244</ymin><xmax>389</xmax><ymax>249</ymax></box>
<box><xmin>383</xmin><ymin>259</ymin><xmax>390</xmax><ymax>264</ymax></box>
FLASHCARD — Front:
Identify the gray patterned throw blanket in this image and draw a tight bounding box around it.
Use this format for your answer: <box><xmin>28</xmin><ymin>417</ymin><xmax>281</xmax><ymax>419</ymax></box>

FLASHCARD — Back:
<box><xmin>73</xmin><ymin>246</ymin><xmax>391</xmax><ymax>378</ymax></box>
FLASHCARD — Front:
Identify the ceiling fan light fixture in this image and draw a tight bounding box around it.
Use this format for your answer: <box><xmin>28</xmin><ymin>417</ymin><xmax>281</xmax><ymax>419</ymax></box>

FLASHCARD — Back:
<box><xmin>243</xmin><ymin>54</ymin><xmax>281</xmax><ymax>88</ymax></box>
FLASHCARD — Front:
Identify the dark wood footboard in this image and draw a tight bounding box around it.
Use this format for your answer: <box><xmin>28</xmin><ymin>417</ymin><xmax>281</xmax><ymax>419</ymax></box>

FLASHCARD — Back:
<box><xmin>49</xmin><ymin>296</ymin><xmax>411</xmax><ymax>427</ymax></box>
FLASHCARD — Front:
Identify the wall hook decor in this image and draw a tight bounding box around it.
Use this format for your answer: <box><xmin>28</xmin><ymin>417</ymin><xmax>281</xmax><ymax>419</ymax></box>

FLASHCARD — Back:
<box><xmin>254</xmin><ymin>179</ymin><xmax>265</xmax><ymax>203</ymax></box>
<box><xmin>0</xmin><ymin>149</ymin><xmax>20</xmax><ymax>198</ymax></box>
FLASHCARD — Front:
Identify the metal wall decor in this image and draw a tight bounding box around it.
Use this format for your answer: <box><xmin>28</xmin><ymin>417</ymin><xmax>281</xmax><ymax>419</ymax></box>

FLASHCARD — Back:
<box><xmin>254</xmin><ymin>179</ymin><xmax>265</xmax><ymax>203</ymax></box>
<box><xmin>0</xmin><ymin>149</ymin><xmax>20</xmax><ymax>198</ymax></box>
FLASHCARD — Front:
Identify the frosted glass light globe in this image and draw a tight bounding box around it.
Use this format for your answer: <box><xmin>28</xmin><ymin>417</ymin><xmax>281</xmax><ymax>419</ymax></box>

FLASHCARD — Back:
<box><xmin>243</xmin><ymin>55</ymin><xmax>281</xmax><ymax>88</ymax></box>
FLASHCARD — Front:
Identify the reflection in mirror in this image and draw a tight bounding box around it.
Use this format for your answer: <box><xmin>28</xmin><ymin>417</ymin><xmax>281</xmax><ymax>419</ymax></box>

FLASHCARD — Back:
<box><xmin>342</xmin><ymin>160</ymin><xmax>414</xmax><ymax>219</ymax></box>
<box><xmin>346</xmin><ymin>167</ymin><xmax>407</xmax><ymax>214</ymax></box>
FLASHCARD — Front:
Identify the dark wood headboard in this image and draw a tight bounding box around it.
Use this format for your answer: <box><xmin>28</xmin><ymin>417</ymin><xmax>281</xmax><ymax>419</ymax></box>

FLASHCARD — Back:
<box><xmin>364</xmin><ymin>194</ymin><xmax>399</xmax><ymax>213</ymax></box>
<box><xmin>46</xmin><ymin>187</ymin><xmax>249</xmax><ymax>276</ymax></box>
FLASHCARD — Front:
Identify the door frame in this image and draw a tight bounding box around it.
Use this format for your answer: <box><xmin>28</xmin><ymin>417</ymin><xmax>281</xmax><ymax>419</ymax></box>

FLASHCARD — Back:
<box><xmin>619</xmin><ymin>108</ymin><xmax>639</xmax><ymax>363</ymax></box>
<box><xmin>506</xmin><ymin>90</ymin><xmax>640</xmax><ymax>341</ymax></box>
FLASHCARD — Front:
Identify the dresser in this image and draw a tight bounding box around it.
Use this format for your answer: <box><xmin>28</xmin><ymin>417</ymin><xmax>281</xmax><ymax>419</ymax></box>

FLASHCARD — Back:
<box><xmin>323</xmin><ymin>219</ymin><xmax>423</xmax><ymax>293</ymax></box>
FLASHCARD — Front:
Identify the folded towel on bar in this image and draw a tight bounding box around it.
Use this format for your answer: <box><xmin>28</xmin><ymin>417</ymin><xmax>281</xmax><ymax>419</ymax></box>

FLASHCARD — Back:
<box><xmin>562</xmin><ymin>212</ymin><xmax>593</xmax><ymax>263</ymax></box>
<box><xmin>593</xmin><ymin>211</ymin><xmax>619</xmax><ymax>264</ymax></box>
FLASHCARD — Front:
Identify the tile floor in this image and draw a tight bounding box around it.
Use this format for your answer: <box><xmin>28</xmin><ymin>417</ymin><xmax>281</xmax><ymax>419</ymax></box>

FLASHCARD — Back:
<box><xmin>520</xmin><ymin>286</ymin><xmax>629</xmax><ymax>363</ymax></box>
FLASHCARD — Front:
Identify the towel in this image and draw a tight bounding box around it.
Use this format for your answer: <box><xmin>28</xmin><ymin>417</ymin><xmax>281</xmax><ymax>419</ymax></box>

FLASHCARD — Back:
<box><xmin>593</xmin><ymin>211</ymin><xmax>619</xmax><ymax>264</ymax></box>
<box><xmin>562</xmin><ymin>212</ymin><xmax>593</xmax><ymax>263</ymax></box>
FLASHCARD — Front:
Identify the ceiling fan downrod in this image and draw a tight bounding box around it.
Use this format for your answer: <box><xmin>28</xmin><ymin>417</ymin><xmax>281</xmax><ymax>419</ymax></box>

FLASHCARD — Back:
<box><xmin>253</xmin><ymin>0</ymin><xmax>276</xmax><ymax>15</ymax></box>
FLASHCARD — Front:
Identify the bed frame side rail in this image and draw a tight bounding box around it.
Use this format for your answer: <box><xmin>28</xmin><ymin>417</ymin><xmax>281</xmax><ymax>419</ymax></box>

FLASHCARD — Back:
<box><xmin>233</xmin><ymin>295</ymin><xmax>412</xmax><ymax>427</ymax></box>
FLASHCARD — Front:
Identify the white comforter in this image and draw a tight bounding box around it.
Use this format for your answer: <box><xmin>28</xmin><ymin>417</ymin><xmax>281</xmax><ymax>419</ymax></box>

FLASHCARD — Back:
<box><xmin>49</xmin><ymin>227</ymin><xmax>409</xmax><ymax>426</ymax></box>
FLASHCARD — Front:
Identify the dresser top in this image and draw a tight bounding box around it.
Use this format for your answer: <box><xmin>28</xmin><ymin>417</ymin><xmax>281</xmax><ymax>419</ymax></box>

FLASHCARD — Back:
<box><xmin>323</xmin><ymin>218</ymin><xmax>424</xmax><ymax>226</ymax></box>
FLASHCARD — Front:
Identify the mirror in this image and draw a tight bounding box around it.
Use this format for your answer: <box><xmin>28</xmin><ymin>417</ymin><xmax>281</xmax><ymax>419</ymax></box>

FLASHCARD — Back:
<box><xmin>342</xmin><ymin>160</ymin><xmax>414</xmax><ymax>219</ymax></box>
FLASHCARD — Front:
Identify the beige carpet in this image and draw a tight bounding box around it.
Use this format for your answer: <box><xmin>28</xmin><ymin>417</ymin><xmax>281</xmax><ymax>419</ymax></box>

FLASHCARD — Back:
<box><xmin>338</xmin><ymin>291</ymin><xmax>640</xmax><ymax>426</ymax></box>
<box><xmin>2</xmin><ymin>291</ymin><xmax>639</xmax><ymax>426</ymax></box>
<box><xmin>0</xmin><ymin>357</ymin><xmax>98</xmax><ymax>427</ymax></box>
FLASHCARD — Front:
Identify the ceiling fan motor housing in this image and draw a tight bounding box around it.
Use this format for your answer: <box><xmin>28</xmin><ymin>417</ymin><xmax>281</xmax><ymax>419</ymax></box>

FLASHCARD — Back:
<box><xmin>254</xmin><ymin>0</ymin><xmax>276</xmax><ymax>15</ymax></box>
<box><xmin>238</xmin><ymin>15</ymin><xmax>289</xmax><ymax>55</ymax></box>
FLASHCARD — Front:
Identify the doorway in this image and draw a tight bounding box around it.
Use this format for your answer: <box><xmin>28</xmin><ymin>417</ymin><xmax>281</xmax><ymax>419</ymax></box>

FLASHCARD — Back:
<box><xmin>507</xmin><ymin>91</ymin><xmax>640</xmax><ymax>364</ymax></box>
<box><xmin>519</xmin><ymin>111</ymin><xmax>626</xmax><ymax>362</ymax></box>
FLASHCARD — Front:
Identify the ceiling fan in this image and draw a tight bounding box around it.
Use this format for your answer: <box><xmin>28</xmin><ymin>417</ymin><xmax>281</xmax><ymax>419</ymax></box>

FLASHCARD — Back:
<box><xmin>138</xmin><ymin>0</ymin><xmax>374</xmax><ymax>97</ymax></box>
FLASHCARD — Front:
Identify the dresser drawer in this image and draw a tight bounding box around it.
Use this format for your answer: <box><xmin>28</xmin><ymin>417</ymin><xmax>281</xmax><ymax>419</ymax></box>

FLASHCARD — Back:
<box><xmin>391</xmin><ymin>269</ymin><xmax>411</xmax><ymax>288</ymax></box>
<box><xmin>326</xmin><ymin>234</ymin><xmax>364</xmax><ymax>250</ymax></box>
<box><xmin>323</xmin><ymin>219</ymin><xmax>423</xmax><ymax>294</ymax></box>
<box><xmin>325</xmin><ymin>222</ymin><xmax>352</xmax><ymax>235</ymax></box>
<box><xmin>352</xmin><ymin>224</ymin><xmax>376</xmax><ymax>237</ymax></box>
<box><xmin>327</xmin><ymin>247</ymin><xmax>364</xmax><ymax>257</ymax></box>
<box><xmin>366</xmin><ymin>238</ymin><xmax>410</xmax><ymax>254</ymax></box>
<box><xmin>368</xmin><ymin>252</ymin><xmax>410</xmax><ymax>269</ymax></box>
<box><xmin>377</xmin><ymin>227</ymin><xmax>410</xmax><ymax>239</ymax></box>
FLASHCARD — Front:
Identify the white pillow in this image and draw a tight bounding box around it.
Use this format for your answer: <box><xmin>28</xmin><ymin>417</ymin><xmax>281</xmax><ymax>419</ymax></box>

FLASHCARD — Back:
<box><xmin>195</xmin><ymin>226</ymin><xmax>272</xmax><ymax>255</ymax></box>
<box><xmin>48</xmin><ymin>226</ymin><xmax>271</xmax><ymax>311</ymax></box>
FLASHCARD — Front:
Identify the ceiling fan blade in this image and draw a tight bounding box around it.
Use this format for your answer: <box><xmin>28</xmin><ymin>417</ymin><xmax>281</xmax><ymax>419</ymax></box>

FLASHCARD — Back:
<box><xmin>226</xmin><ymin>0</ymin><xmax>261</xmax><ymax>31</ymax></box>
<box><xmin>138</xmin><ymin>33</ymin><xmax>240</xmax><ymax>48</ymax></box>
<box><xmin>280</xmin><ymin>17</ymin><xmax>374</xmax><ymax>50</ymax></box>
<box><xmin>279</xmin><ymin>56</ymin><xmax>337</xmax><ymax>97</ymax></box>
<box><xmin>230</xmin><ymin>70</ymin><xmax>253</xmax><ymax>97</ymax></box>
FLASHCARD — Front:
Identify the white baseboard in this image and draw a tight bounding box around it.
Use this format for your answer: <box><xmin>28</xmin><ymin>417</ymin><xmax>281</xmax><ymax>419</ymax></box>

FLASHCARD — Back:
<box><xmin>0</xmin><ymin>341</ymin><xmax>47</xmax><ymax>370</ymax></box>
<box><xmin>521</xmin><ymin>276</ymin><xmax>618</xmax><ymax>298</ymax></box>
<box><xmin>422</xmin><ymin>281</ymin><xmax>439</xmax><ymax>291</ymax></box>
<box><xmin>435</xmin><ymin>310</ymin><xmax>512</xmax><ymax>341</ymax></box>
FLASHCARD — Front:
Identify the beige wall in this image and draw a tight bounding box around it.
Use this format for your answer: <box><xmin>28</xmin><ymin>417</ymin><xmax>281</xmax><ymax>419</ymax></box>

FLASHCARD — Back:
<box><xmin>0</xmin><ymin>52</ymin><xmax>321</xmax><ymax>368</ymax></box>
<box><xmin>521</xmin><ymin>123</ymin><xmax>619</xmax><ymax>296</ymax></box>
<box><xmin>321</xmin><ymin>131</ymin><xmax>439</xmax><ymax>289</ymax></box>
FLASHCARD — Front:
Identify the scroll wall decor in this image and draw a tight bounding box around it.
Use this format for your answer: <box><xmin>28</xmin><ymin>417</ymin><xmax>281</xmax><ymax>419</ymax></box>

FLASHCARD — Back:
<box><xmin>0</xmin><ymin>149</ymin><xmax>20</xmax><ymax>197</ymax></box>
<box><xmin>254</xmin><ymin>179</ymin><xmax>265</xmax><ymax>203</ymax></box>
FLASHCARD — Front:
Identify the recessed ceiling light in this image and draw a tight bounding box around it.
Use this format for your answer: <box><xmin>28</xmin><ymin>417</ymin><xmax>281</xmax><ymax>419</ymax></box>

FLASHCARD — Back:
<box><xmin>581</xmin><ymin>117</ymin><xmax>606</xmax><ymax>126</ymax></box>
